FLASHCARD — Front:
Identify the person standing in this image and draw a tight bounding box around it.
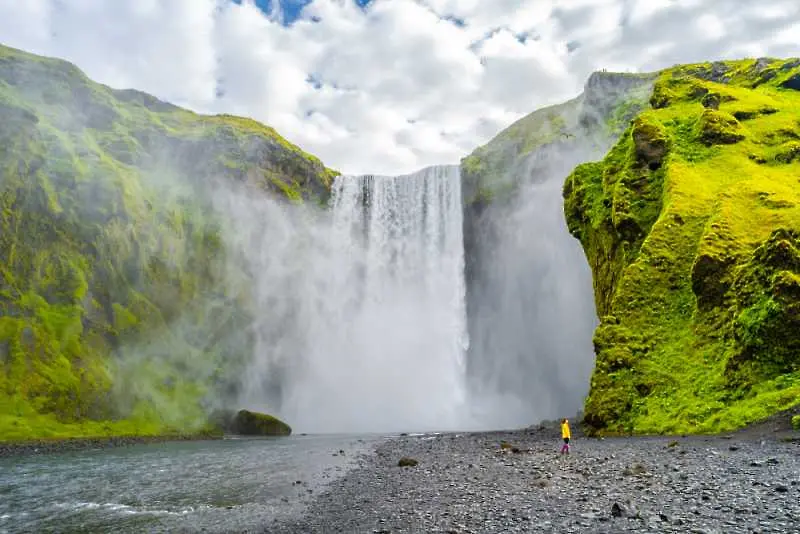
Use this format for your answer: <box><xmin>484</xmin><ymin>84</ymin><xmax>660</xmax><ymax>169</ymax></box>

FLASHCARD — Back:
<box><xmin>560</xmin><ymin>418</ymin><xmax>571</xmax><ymax>454</ymax></box>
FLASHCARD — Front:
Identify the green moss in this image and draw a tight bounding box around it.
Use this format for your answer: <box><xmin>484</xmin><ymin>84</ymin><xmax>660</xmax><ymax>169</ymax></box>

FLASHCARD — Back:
<box><xmin>695</xmin><ymin>109</ymin><xmax>746</xmax><ymax>145</ymax></box>
<box><xmin>793</xmin><ymin>414</ymin><xmax>800</xmax><ymax>430</ymax></box>
<box><xmin>231</xmin><ymin>409</ymin><xmax>292</xmax><ymax>436</ymax></box>
<box><xmin>0</xmin><ymin>44</ymin><xmax>336</xmax><ymax>441</ymax></box>
<box><xmin>565</xmin><ymin>58</ymin><xmax>800</xmax><ymax>436</ymax></box>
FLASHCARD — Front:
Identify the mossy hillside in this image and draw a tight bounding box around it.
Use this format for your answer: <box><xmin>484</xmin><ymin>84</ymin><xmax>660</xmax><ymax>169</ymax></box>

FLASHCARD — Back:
<box><xmin>564</xmin><ymin>57</ymin><xmax>800</xmax><ymax>435</ymax></box>
<box><xmin>460</xmin><ymin>97</ymin><xmax>580</xmax><ymax>207</ymax></box>
<box><xmin>0</xmin><ymin>44</ymin><xmax>336</xmax><ymax>441</ymax></box>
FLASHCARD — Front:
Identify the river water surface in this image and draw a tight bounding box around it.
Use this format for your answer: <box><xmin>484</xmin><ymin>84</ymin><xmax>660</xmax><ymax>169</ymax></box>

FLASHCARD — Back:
<box><xmin>0</xmin><ymin>434</ymin><xmax>382</xmax><ymax>533</ymax></box>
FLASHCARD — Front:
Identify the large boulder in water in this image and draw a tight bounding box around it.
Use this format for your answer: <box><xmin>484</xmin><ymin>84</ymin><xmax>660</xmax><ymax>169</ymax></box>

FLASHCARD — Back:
<box><xmin>232</xmin><ymin>410</ymin><xmax>292</xmax><ymax>436</ymax></box>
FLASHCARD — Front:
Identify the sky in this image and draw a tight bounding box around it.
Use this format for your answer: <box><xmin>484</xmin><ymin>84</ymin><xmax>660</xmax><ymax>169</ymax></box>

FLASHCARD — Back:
<box><xmin>0</xmin><ymin>0</ymin><xmax>798</xmax><ymax>175</ymax></box>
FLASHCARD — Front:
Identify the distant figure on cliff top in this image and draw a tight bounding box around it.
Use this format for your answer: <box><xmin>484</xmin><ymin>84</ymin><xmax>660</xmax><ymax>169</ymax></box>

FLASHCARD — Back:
<box><xmin>560</xmin><ymin>418</ymin><xmax>571</xmax><ymax>454</ymax></box>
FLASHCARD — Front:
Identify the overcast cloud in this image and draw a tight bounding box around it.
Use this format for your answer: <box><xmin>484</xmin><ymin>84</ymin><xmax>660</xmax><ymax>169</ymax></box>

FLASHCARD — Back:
<box><xmin>0</xmin><ymin>0</ymin><xmax>798</xmax><ymax>174</ymax></box>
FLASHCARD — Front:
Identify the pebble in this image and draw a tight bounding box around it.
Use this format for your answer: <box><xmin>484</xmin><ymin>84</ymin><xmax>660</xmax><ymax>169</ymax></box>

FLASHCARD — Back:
<box><xmin>268</xmin><ymin>428</ymin><xmax>800</xmax><ymax>533</ymax></box>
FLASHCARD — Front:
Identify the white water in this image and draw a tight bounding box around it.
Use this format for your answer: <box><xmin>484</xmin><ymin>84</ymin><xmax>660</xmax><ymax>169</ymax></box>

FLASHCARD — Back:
<box><xmin>232</xmin><ymin>165</ymin><xmax>472</xmax><ymax>433</ymax></box>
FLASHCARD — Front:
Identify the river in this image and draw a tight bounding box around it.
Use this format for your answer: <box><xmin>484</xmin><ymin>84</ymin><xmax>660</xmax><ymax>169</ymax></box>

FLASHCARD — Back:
<box><xmin>0</xmin><ymin>434</ymin><xmax>383</xmax><ymax>533</ymax></box>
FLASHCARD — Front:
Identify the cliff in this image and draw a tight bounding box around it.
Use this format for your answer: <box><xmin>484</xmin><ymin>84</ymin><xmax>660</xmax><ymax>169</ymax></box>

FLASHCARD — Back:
<box><xmin>459</xmin><ymin>70</ymin><xmax>656</xmax><ymax>420</ymax></box>
<box><xmin>563</xmin><ymin>58</ymin><xmax>800</xmax><ymax>435</ymax></box>
<box><xmin>0</xmin><ymin>44</ymin><xmax>336</xmax><ymax>440</ymax></box>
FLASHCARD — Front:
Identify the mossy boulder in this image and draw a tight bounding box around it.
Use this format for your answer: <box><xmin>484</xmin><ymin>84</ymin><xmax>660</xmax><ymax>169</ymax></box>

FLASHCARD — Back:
<box><xmin>231</xmin><ymin>410</ymin><xmax>292</xmax><ymax>437</ymax></box>
<box><xmin>701</xmin><ymin>92</ymin><xmax>721</xmax><ymax>110</ymax></box>
<box><xmin>695</xmin><ymin>109</ymin><xmax>746</xmax><ymax>146</ymax></box>
<box><xmin>632</xmin><ymin>115</ymin><xmax>670</xmax><ymax>170</ymax></box>
<box><xmin>565</xmin><ymin>57</ymin><xmax>800</xmax><ymax>436</ymax></box>
<box><xmin>774</xmin><ymin>141</ymin><xmax>800</xmax><ymax>164</ymax></box>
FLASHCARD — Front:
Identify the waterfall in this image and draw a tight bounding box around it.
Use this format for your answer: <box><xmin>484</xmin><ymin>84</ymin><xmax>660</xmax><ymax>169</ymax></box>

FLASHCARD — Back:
<box><xmin>463</xmin><ymin>141</ymin><xmax>601</xmax><ymax>427</ymax></box>
<box><xmin>234</xmin><ymin>165</ymin><xmax>472</xmax><ymax>433</ymax></box>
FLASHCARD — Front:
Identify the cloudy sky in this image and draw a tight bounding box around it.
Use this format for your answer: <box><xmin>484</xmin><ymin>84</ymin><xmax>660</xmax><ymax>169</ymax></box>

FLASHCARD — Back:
<box><xmin>0</xmin><ymin>0</ymin><xmax>798</xmax><ymax>175</ymax></box>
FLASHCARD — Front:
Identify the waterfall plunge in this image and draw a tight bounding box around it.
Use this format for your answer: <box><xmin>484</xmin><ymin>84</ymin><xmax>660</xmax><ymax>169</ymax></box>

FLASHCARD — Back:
<box><xmin>234</xmin><ymin>165</ymin><xmax>474</xmax><ymax>433</ymax></box>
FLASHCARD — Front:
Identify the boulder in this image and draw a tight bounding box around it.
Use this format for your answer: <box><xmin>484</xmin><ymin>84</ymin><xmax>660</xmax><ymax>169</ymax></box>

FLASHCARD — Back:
<box><xmin>780</xmin><ymin>73</ymin><xmax>800</xmax><ymax>91</ymax></box>
<box><xmin>695</xmin><ymin>109</ymin><xmax>745</xmax><ymax>146</ymax></box>
<box><xmin>701</xmin><ymin>92</ymin><xmax>721</xmax><ymax>110</ymax></box>
<box><xmin>231</xmin><ymin>409</ymin><xmax>292</xmax><ymax>436</ymax></box>
<box><xmin>398</xmin><ymin>457</ymin><xmax>418</xmax><ymax>467</ymax></box>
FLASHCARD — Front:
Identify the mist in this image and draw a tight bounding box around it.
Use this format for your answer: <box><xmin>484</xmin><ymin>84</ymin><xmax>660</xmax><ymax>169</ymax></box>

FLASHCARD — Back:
<box><xmin>175</xmin><ymin>79</ymin><xmax>648</xmax><ymax>434</ymax></box>
<box><xmin>463</xmin><ymin>140</ymin><xmax>605</xmax><ymax>428</ymax></box>
<box><xmin>217</xmin><ymin>166</ymin><xmax>475</xmax><ymax>433</ymax></box>
<box><xmin>462</xmin><ymin>72</ymin><xmax>655</xmax><ymax>428</ymax></box>
<box><xmin>1</xmin><ymin>48</ymin><xmax>656</xmax><ymax>436</ymax></box>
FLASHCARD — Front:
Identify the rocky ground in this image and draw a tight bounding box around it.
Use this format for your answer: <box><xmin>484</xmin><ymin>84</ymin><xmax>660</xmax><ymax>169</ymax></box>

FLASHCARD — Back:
<box><xmin>268</xmin><ymin>423</ymin><xmax>800</xmax><ymax>534</ymax></box>
<box><xmin>0</xmin><ymin>434</ymin><xmax>222</xmax><ymax>458</ymax></box>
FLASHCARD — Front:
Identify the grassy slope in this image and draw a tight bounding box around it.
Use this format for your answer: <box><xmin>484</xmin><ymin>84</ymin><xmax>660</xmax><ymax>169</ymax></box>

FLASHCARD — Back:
<box><xmin>0</xmin><ymin>44</ymin><xmax>336</xmax><ymax>441</ymax></box>
<box><xmin>564</xmin><ymin>58</ymin><xmax>800</xmax><ymax>435</ymax></box>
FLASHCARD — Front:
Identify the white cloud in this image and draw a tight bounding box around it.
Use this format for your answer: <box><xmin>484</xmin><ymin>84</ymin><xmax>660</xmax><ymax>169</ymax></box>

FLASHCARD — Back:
<box><xmin>0</xmin><ymin>0</ymin><xmax>798</xmax><ymax>175</ymax></box>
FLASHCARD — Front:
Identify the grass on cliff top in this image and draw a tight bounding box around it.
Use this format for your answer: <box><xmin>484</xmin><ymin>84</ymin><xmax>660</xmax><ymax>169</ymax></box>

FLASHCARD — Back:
<box><xmin>570</xmin><ymin>57</ymin><xmax>800</xmax><ymax>435</ymax></box>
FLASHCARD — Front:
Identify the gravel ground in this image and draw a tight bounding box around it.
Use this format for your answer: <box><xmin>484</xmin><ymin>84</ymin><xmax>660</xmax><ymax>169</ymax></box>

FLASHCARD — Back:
<box><xmin>268</xmin><ymin>425</ymin><xmax>800</xmax><ymax>534</ymax></box>
<box><xmin>0</xmin><ymin>434</ymin><xmax>222</xmax><ymax>458</ymax></box>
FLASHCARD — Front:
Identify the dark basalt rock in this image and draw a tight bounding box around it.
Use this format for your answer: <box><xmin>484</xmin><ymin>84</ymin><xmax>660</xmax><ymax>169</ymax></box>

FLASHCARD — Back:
<box><xmin>780</xmin><ymin>73</ymin><xmax>800</xmax><ymax>91</ymax></box>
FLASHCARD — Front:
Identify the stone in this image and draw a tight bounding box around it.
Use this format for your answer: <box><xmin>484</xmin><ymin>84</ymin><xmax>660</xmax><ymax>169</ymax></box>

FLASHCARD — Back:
<box><xmin>398</xmin><ymin>457</ymin><xmax>419</xmax><ymax>467</ymax></box>
<box><xmin>231</xmin><ymin>409</ymin><xmax>292</xmax><ymax>436</ymax></box>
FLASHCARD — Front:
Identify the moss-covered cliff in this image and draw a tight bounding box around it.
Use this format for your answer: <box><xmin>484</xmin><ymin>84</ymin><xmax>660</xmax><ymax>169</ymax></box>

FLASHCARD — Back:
<box><xmin>564</xmin><ymin>58</ymin><xmax>800</xmax><ymax>435</ymax></box>
<box><xmin>459</xmin><ymin>71</ymin><xmax>656</xmax><ymax>415</ymax></box>
<box><xmin>0</xmin><ymin>45</ymin><xmax>336</xmax><ymax>440</ymax></box>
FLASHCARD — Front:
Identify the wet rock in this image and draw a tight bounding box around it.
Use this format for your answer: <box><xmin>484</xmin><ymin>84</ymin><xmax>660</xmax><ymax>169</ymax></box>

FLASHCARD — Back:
<box><xmin>397</xmin><ymin>457</ymin><xmax>418</xmax><ymax>467</ymax></box>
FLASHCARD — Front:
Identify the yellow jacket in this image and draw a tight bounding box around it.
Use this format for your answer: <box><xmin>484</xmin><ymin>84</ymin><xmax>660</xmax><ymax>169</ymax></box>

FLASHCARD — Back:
<box><xmin>561</xmin><ymin>421</ymin><xmax>571</xmax><ymax>439</ymax></box>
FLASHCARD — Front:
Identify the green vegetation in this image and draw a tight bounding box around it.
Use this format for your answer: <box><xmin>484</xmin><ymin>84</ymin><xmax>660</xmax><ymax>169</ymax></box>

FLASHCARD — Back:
<box><xmin>564</xmin><ymin>57</ymin><xmax>800</xmax><ymax>435</ymax></box>
<box><xmin>0</xmin><ymin>44</ymin><xmax>335</xmax><ymax>441</ymax></box>
<box><xmin>460</xmin><ymin>97</ymin><xmax>580</xmax><ymax>207</ymax></box>
<box><xmin>231</xmin><ymin>409</ymin><xmax>292</xmax><ymax>436</ymax></box>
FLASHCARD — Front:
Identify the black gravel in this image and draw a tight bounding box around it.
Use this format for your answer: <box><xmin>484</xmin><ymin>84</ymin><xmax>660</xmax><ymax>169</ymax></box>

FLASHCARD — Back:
<box><xmin>268</xmin><ymin>426</ymin><xmax>800</xmax><ymax>533</ymax></box>
<box><xmin>0</xmin><ymin>434</ymin><xmax>222</xmax><ymax>458</ymax></box>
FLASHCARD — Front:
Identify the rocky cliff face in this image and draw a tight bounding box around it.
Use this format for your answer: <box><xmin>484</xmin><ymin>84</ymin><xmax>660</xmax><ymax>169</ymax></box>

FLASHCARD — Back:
<box><xmin>459</xmin><ymin>71</ymin><xmax>655</xmax><ymax>422</ymax></box>
<box><xmin>563</xmin><ymin>58</ymin><xmax>800</xmax><ymax>435</ymax></box>
<box><xmin>0</xmin><ymin>45</ymin><xmax>335</xmax><ymax>440</ymax></box>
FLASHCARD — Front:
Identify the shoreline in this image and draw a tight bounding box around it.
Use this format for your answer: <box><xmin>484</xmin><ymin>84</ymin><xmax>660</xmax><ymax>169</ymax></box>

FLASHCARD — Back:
<box><xmin>0</xmin><ymin>432</ymin><xmax>224</xmax><ymax>458</ymax></box>
<box><xmin>2</xmin><ymin>408</ymin><xmax>796</xmax><ymax>459</ymax></box>
<box><xmin>270</xmin><ymin>424</ymin><xmax>800</xmax><ymax>533</ymax></box>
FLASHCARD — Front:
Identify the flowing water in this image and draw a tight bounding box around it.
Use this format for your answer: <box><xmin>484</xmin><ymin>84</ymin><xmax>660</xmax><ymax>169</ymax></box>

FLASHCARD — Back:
<box><xmin>237</xmin><ymin>165</ymin><xmax>473</xmax><ymax>433</ymax></box>
<box><xmin>0</xmin><ymin>435</ymin><xmax>380</xmax><ymax>534</ymax></box>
